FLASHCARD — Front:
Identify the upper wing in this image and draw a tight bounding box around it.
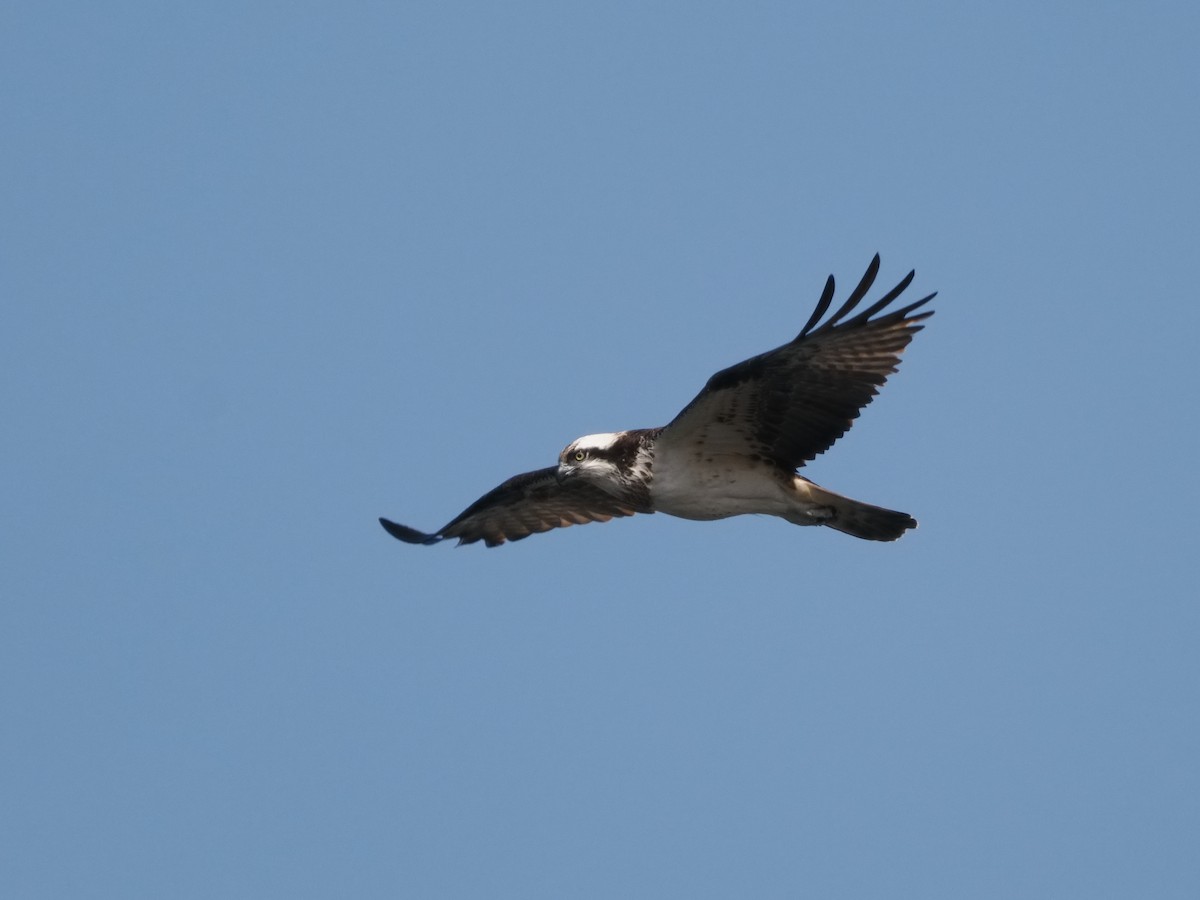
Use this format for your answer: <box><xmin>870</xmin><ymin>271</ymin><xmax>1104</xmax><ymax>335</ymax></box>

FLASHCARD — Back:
<box><xmin>657</xmin><ymin>255</ymin><xmax>934</xmax><ymax>469</ymax></box>
<box><xmin>379</xmin><ymin>466</ymin><xmax>647</xmax><ymax>547</ymax></box>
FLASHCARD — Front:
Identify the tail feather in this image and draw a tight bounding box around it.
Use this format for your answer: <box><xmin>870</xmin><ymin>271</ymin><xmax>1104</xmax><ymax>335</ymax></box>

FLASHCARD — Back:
<box><xmin>797</xmin><ymin>479</ymin><xmax>917</xmax><ymax>542</ymax></box>
<box><xmin>825</xmin><ymin>498</ymin><xmax>916</xmax><ymax>541</ymax></box>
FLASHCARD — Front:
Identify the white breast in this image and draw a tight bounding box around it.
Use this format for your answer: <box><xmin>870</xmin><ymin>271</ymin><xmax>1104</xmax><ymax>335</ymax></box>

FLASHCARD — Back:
<box><xmin>648</xmin><ymin>451</ymin><xmax>792</xmax><ymax>521</ymax></box>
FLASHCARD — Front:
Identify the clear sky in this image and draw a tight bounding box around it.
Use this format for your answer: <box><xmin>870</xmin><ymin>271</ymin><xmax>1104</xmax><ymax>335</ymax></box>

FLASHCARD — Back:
<box><xmin>3</xmin><ymin>2</ymin><xmax>1198</xmax><ymax>898</ymax></box>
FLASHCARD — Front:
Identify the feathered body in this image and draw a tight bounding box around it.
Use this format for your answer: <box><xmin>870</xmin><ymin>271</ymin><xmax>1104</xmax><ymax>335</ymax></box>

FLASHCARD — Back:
<box><xmin>381</xmin><ymin>255</ymin><xmax>934</xmax><ymax>547</ymax></box>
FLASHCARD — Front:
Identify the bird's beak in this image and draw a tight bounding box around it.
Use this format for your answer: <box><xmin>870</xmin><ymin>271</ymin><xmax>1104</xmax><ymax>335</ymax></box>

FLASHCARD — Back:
<box><xmin>555</xmin><ymin>465</ymin><xmax>571</xmax><ymax>484</ymax></box>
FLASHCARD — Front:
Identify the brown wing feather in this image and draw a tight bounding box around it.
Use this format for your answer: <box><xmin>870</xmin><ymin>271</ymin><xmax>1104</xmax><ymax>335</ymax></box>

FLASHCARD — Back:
<box><xmin>380</xmin><ymin>466</ymin><xmax>645</xmax><ymax>547</ymax></box>
<box><xmin>658</xmin><ymin>255</ymin><xmax>934</xmax><ymax>469</ymax></box>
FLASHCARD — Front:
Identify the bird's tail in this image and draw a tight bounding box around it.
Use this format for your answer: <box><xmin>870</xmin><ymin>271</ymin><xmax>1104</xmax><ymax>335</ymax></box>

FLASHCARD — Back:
<box><xmin>794</xmin><ymin>478</ymin><xmax>917</xmax><ymax>542</ymax></box>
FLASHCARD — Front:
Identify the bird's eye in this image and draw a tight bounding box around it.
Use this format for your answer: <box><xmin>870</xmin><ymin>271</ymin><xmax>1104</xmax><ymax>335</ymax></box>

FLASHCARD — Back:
<box><xmin>574</xmin><ymin>450</ymin><xmax>586</xmax><ymax>461</ymax></box>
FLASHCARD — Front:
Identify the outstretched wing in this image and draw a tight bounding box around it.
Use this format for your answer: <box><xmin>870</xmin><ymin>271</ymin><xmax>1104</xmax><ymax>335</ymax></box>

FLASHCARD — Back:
<box><xmin>380</xmin><ymin>466</ymin><xmax>647</xmax><ymax>547</ymax></box>
<box><xmin>657</xmin><ymin>255</ymin><xmax>934</xmax><ymax>469</ymax></box>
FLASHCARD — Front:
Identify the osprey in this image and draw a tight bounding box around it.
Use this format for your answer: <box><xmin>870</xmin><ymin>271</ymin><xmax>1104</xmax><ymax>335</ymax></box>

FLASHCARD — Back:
<box><xmin>381</xmin><ymin>255</ymin><xmax>935</xmax><ymax>547</ymax></box>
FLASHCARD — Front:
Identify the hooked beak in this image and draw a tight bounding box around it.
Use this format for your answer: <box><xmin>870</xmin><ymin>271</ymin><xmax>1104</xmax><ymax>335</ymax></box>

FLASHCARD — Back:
<box><xmin>555</xmin><ymin>464</ymin><xmax>573</xmax><ymax>484</ymax></box>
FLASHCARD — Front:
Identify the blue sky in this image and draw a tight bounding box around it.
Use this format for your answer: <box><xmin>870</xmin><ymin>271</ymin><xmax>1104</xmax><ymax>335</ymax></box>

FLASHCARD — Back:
<box><xmin>3</xmin><ymin>2</ymin><xmax>1198</xmax><ymax>897</ymax></box>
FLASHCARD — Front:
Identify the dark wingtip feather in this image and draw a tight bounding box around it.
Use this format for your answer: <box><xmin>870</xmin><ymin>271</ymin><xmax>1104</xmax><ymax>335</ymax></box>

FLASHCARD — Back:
<box><xmin>379</xmin><ymin>517</ymin><xmax>443</xmax><ymax>545</ymax></box>
<box><xmin>797</xmin><ymin>257</ymin><xmax>935</xmax><ymax>340</ymax></box>
<box><xmin>890</xmin><ymin>290</ymin><xmax>937</xmax><ymax>323</ymax></box>
<box><xmin>797</xmin><ymin>274</ymin><xmax>837</xmax><ymax>338</ymax></box>
<box><xmin>839</xmin><ymin>270</ymin><xmax>919</xmax><ymax>328</ymax></box>
<box><xmin>823</xmin><ymin>253</ymin><xmax>882</xmax><ymax>329</ymax></box>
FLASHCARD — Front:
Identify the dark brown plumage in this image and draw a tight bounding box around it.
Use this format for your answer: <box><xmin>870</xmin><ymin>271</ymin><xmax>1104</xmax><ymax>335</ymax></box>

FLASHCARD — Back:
<box><xmin>380</xmin><ymin>465</ymin><xmax>647</xmax><ymax>547</ymax></box>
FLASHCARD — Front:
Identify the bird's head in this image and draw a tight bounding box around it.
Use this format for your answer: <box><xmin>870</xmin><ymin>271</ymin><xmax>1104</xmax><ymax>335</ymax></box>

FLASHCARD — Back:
<box><xmin>557</xmin><ymin>432</ymin><xmax>625</xmax><ymax>484</ymax></box>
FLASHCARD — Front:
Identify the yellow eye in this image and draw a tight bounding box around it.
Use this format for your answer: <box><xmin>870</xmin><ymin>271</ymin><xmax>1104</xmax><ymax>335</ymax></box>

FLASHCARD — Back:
<box><xmin>574</xmin><ymin>450</ymin><xmax>586</xmax><ymax>461</ymax></box>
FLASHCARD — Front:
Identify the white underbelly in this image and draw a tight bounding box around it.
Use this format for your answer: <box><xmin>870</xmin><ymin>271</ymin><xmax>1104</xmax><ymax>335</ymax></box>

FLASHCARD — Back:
<box><xmin>649</xmin><ymin>454</ymin><xmax>792</xmax><ymax>521</ymax></box>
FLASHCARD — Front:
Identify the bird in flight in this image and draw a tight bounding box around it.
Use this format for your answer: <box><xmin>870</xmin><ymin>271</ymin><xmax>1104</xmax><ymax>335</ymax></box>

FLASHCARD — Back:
<box><xmin>381</xmin><ymin>255</ymin><xmax>935</xmax><ymax>547</ymax></box>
